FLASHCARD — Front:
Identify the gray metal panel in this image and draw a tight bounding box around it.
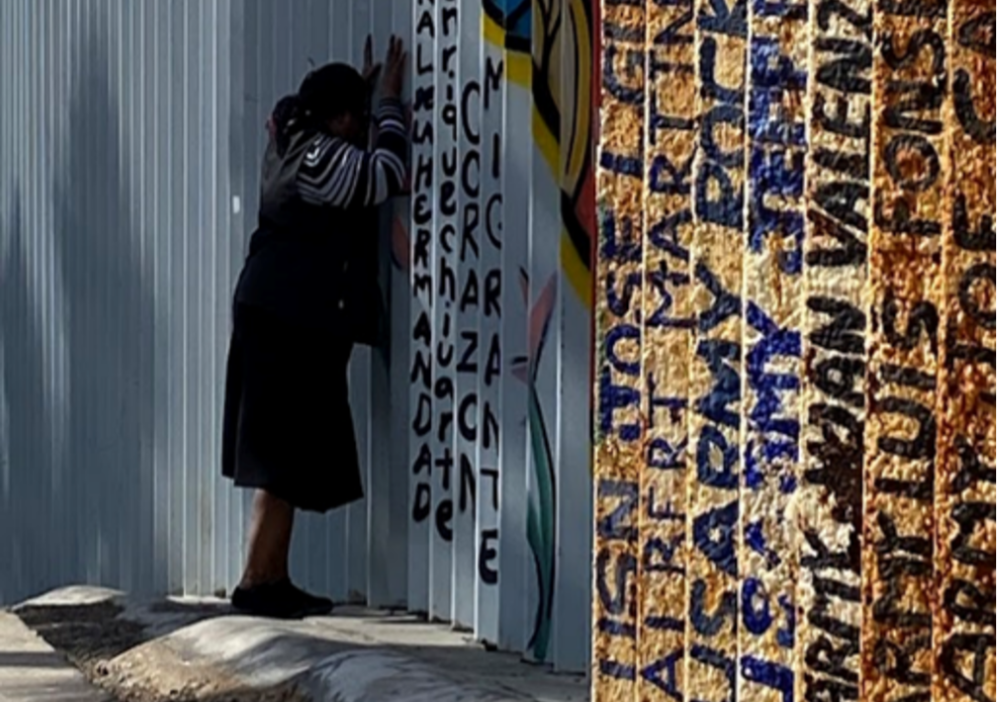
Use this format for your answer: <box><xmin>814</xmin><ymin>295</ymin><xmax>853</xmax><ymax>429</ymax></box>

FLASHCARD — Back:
<box><xmin>0</xmin><ymin>0</ymin><xmax>593</xmax><ymax>675</ymax></box>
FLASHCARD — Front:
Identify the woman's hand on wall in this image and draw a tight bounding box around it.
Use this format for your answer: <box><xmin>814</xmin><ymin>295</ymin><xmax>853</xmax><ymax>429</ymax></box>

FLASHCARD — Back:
<box><xmin>380</xmin><ymin>36</ymin><xmax>407</xmax><ymax>100</ymax></box>
<box><xmin>362</xmin><ymin>35</ymin><xmax>382</xmax><ymax>93</ymax></box>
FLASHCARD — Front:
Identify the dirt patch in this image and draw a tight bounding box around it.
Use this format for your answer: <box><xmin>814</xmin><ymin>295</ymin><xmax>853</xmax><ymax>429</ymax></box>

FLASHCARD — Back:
<box><xmin>16</xmin><ymin>601</ymin><xmax>147</xmax><ymax>679</ymax></box>
<box><xmin>13</xmin><ymin>601</ymin><xmax>307</xmax><ymax>702</ymax></box>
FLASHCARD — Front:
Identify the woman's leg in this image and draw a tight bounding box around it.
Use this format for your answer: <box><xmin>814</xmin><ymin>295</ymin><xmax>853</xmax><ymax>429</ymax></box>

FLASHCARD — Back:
<box><xmin>233</xmin><ymin>488</ymin><xmax>333</xmax><ymax>618</ymax></box>
<box><xmin>239</xmin><ymin>489</ymin><xmax>294</xmax><ymax>588</ymax></box>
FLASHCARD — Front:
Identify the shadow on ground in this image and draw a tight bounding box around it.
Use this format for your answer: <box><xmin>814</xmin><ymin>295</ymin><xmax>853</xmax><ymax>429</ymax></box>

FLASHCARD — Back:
<box><xmin>12</xmin><ymin>594</ymin><xmax>585</xmax><ymax>702</ymax></box>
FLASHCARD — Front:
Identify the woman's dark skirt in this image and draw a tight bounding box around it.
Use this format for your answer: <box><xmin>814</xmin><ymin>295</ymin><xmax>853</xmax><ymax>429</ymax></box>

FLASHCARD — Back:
<box><xmin>222</xmin><ymin>303</ymin><xmax>363</xmax><ymax>513</ymax></box>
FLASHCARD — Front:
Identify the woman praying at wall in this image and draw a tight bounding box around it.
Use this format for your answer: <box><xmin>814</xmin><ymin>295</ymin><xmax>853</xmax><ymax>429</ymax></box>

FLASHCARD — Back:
<box><xmin>221</xmin><ymin>36</ymin><xmax>408</xmax><ymax>619</ymax></box>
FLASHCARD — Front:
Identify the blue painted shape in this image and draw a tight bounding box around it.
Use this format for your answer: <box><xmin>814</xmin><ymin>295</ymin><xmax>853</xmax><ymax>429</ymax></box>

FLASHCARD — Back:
<box><xmin>601</xmin><ymin>209</ymin><xmax>643</xmax><ymax>263</ymax></box>
<box><xmin>599</xmin><ymin>367</ymin><xmax>642</xmax><ymax>441</ymax></box>
<box><xmin>648</xmin><ymin>261</ymin><xmax>696</xmax><ymax>329</ymax></box>
<box><xmin>647</xmin><ymin>487</ymin><xmax>686</xmax><ymax>522</ymax></box>
<box><xmin>696</xmin><ymin>161</ymin><xmax>745</xmax><ymax>229</ymax></box>
<box><xmin>649</xmin><ymin>209</ymin><xmax>693</xmax><ymax>260</ymax></box>
<box><xmin>644</xmin><ymin>535</ymin><xmax>686</xmax><ymax>576</ymax></box>
<box><xmin>698</xmin><ymin>425</ymin><xmax>739</xmax><ymax>489</ymax></box>
<box><xmin>598</xmin><ymin>617</ymin><xmax>637</xmax><ymax>638</ymax></box>
<box><xmin>747</xmin><ymin>148</ymin><xmax>806</xmax><ymax>274</ymax></box>
<box><xmin>740</xmin><ymin>656</ymin><xmax>794</xmax><ymax>702</ymax></box>
<box><xmin>697</xmin><ymin>0</ymin><xmax>748</xmax><ymax>38</ymax></box>
<box><xmin>779</xmin><ymin>473</ymin><xmax>797</xmax><ymax>494</ymax></box>
<box><xmin>600</xmin><ymin>659</ymin><xmax>638</xmax><ymax>681</ymax></box>
<box><xmin>595</xmin><ymin>548</ymin><xmax>638</xmax><ymax>617</ymax></box>
<box><xmin>698</xmin><ymin>38</ymin><xmax>745</xmax><ymax>105</ymax></box>
<box><xmin>742</xmin><ymin>577</ymin><xmax>774</xmax><ymax>635</ymax></box>
<box><xmin>691</xmin><ymin>645</ymin><xmax>737</xmax><ymax>702</ymax></box>
<box><xmin>744</xmin><ymin>444</ymin><xmax>764</xmax><ymax>490</ymax></box>
<box><xmin>691</xmin><ymin>579</ymin><xmax>738</xmax><ymax>636</ymax></box>
<box><xmin>482</xmin><ymin>0</ymin><xmax>531</xmax><ymax>46</ymax></box>
<box><xmin>645</xmin><ymin>615</ymin><xmax>686</xmax><ymax>632</ymax></box>
<box><xmin>695</xmin><ymin>340</ymin><xmax>742</xmax><ymax>429</ymax></box>
<box><xmin>745</xmin><ymin>520</ymin><xmax>780</xmax><ymax>569</ymax></box>
<box><xmin>752</xmin><ymin>0</ymin><xmax>807</xmax><ymax>20</ymax></box>
<box><xmin>648</xmin><ymin>438</ymin><xmax>686</xmax><ymax>471</ymax></box>
<box><xmin>701</xmin><ymin>104</ymin><xmax>746</xmax><ymax>167</ymax></box>
<box><xmin>597</xmin><ymin>478</ymin><xmax>639</xmax><ymax>542</ymax></box>
<box><xmin>641</xmin><ymin>649</ymin><xmax>685</xmax><ymax>700</ymax></box>
<box><xmin>694</xmin><ymin>261</ymin><xmax>742</xmax><ymax>333</ymax></box>
<box><xmin>746</xmin><ymin>302</ymin><xmax>801</xmax><ymax>439</ymax></box>
<box><xmin>749</xmin><ymin>37</ymin><xmax>807</xmax><ymax>137</ymax></box>
<box><xmin>777</xmin><ymin>595</ymin><xmax>795</xmax><ymax>648</ymax></box>
<box><xmin>606</xmin><ymin>324</ymin><xmax>642</xmax><ymax>376</ymax></box>
<box><xmin>648</xmin><ymin>373</ymin><xmax>689</xmax><ymax>424</ymax></box>
<box><xmin>692</xmin><ymin>501</ymin><xmax>739</xmax><ymax>576</ymax></box>
<box><xmin>650</xmin><ymin>152</ymin><xmax>696</xmax><ymax>195</ymax></box>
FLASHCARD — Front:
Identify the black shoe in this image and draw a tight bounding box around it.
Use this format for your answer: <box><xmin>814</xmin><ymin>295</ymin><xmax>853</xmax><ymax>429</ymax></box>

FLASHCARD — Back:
<box><xmin>231</xmin><ymin>580</ymin><xmax>306</xmax><ymax>619</ymax></box>
<box><xmin>230</xmin><ymin>579</ymin><xmax>333</xmax><ymax>619</ymax></box>
<box><xmin>282</xmin><ymin>580</ymin><xmax>334</xmax><ymax>617</ymax></box>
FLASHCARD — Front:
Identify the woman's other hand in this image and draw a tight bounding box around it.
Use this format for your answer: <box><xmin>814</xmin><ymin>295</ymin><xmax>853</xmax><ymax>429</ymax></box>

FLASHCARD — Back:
<box><xmin>361</xmin><ymin>35</ymin><xmax>382</xmax><ymax>89</ymax></box>
<box><xmin>380</xmin><ymin>36</ymin><xmax>407</xmax><ymax>100</ymax></box>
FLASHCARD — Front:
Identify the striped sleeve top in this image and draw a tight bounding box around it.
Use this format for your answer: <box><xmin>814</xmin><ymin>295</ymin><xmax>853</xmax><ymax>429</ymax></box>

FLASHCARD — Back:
<box><xmin>296</xmin><ymin>96</ymin><xmax>408</xmax><ymax>209</ymax></box>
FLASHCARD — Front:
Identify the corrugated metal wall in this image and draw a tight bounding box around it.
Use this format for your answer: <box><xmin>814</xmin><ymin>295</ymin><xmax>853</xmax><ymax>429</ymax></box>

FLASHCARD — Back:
<box><xmin>0</xmin><ymin>0</ymin><xmax>597</xmax><ymax>674</ymax></box>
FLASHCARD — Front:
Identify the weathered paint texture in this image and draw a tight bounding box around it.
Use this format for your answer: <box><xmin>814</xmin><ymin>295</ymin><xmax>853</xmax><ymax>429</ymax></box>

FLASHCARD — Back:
<box><xmin>862</xmin><ymin>2</ymin><xmax>949</xmax><ymax>701</ymax></box>
<box><xmin>637</xmin><ymin>0</ymin><xmax>696</xmax><ymax>699</ymax></box>
<box><xmin>0</xmin><ymin>0</ymin><xmax>599</xmax><ymax>675</ymax></box>
<box><xmin>2</xmin><ymin>0</ymin><xmax>997</xmax><ymax>697</ymax></box>
<box><xmin>799</xmin><ymin>0</ymin><xmax>871</xmax><ymax>699</ymax></box>
<box><xmin>593</xmin><ymin>0</ymin><xmax>995</xmax><ymax>701</ymax></box>
<box><xmin>592</xmin><ymin>1</ymin><xmax>645</xmax><ymax>699</ymax></box>
<box><xmin>934</xmin><ymin>1</ymin><xmax>996</xmax><ymax>699</ymax></box>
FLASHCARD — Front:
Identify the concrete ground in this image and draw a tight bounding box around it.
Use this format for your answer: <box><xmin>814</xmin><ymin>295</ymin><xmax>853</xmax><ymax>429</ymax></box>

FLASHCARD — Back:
<box><xmin>1</xmin><ymin>587</ymin><xmax>588</xmax><ymax>702</ymax></box>
<box><xmin>0</xmin><ymin>609</ymin><xmax>111</xmax><ymax>701</ymax></box>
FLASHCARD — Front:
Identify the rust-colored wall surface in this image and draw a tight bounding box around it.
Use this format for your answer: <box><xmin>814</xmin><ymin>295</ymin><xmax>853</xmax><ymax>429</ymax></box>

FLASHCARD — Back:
<box><xmin>592</xmin><ymin>0</ymin><xmax>996</xmax><ymax>700</ymax></box>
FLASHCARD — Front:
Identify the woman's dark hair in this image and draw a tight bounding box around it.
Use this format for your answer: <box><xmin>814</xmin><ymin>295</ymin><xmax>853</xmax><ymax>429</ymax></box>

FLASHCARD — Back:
<box><xmin>269</xmin><ymin>62</ymin><xmax>369</xmax><ymax>153</ymax></box>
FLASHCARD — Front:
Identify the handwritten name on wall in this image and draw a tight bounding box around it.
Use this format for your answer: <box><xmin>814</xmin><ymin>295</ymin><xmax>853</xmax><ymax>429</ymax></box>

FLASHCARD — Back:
<box><xmin>862</xmin><ymin>1</ymin><xmax>950</xmax><ymax>700</ymax></box>
<box><xmin>636</xmin><ymin>0</ymin><xmax>697</xmax><ymax>698</ymax></box>
<box><xmin>800</xmin><ymin>0</ymin><xmax>872</xmax><ymax>698</ymax></box>
<box><xmin>476</xmin><ymin>54</ymin><xmax>504</xmax><ymax>593</ymax></box>
<box><xmin>410</xmin><ymin>0</ymin><xmax>503</xmax><ymax>609</ymax></box>
<box><xmin>740</xmin><ymin>0</ymin><xmax>809</xmax><ymax>699</ymax></box>
<box><xmin>411</xmin><ymin>0</ymin><xmax>438</xmax><ymax>549</ymax></box>
<box><xmin>593</xmin><ymin>1</ymin><xmax>646</xmax><ymax>699</ymax></box>
<box><xmin>934</xmin><ymin>0</ymin><xmax>996</xmax><ymax>699</ymax></box>
<box><xmin>686</xmin><ymin>0</ymin><xmax>747</xmax><ymax>697</ymax></box>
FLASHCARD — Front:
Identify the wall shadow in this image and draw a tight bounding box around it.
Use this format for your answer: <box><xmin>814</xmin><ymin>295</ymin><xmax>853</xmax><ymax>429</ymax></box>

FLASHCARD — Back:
<box><xmin>52</xmin><ymin>8</ymin><xmax>162</xmax><ymax>599</ymax></box>
<box><xmin>0</xmin><ymin>183</ymin><xmax>55</xmax><ymax>603</ymax></box>
<box><xmin>0</xmin><ymin>10</ymin><xmax>164</xmax><ymax>604</ymax></box>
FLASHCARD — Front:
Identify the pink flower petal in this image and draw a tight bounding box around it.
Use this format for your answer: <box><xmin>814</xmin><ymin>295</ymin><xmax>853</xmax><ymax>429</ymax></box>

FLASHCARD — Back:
<box><xmin>528</xmin><ymin>274</ymin><xmax>557</xmax><ymax>360</ymax></box>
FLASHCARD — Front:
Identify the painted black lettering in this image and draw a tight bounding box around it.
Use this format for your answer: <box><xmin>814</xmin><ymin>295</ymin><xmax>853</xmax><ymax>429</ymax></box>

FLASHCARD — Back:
<box><xmin>958</xmin><ymin>263</ymin><xmax>996</xmax><ymax>330</ymax></box>
<box><xmin>880</xmin><ymin>290</ymin><xmax>938</xmax><ymax>353</ymax></box>
<box><xmin>944</xmin><ymin>578</ymin><xmax>996</xmax><ymax>627</ymax></box>
<box><xmin>941</xmin><ymin>634</ymin><xmax>994</xmax><ymax>702</ymax></box>
<box><xmin>951</xmin><ymin>502</ymin><xmax>996</xmax><ymax>567</ymax></box>
<box><xmin>805</xmin><ymin>404</ymin><xmax>864</xmax><ymax>527</ymax></box>
<box><xmin>953</xmin><ymin>194</ymin><xmax>996</xmax><ymax>252</ymax></box>
<box><xmin>806</xmin><ymin>209</ymin><xmax>867</xmax><ymax>268</ymax></box>
<box><xmin>816</xmin><ymin>37</ymin><xmax>872</xmax><ymax>95</ymax></box>
<box><xmin>818</xmin><ymin>0</ymin><xmax>872</xmax><ymax>33</ymax></box>
<box><xmin>807</xmin><ymin>296</ymin><xmax>866</xmax><ymax>355</ymax></box>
